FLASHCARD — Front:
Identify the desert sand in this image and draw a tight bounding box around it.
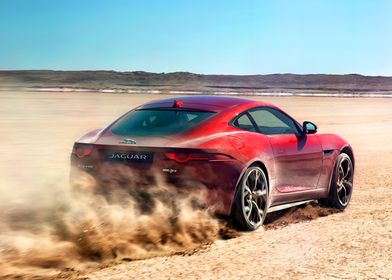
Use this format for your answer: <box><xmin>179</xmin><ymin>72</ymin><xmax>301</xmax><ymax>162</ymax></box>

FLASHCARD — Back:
<box><xmin>0</xmin><ymin>91</ymin><xmax>391</xmax><ymax>279</ymax></box>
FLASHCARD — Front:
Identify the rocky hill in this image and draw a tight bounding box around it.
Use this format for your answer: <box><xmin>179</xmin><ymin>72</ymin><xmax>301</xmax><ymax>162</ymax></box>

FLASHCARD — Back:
<box><xmin>1</xmin><ymin>70</ymin><xmax>392</xmax><ymax>95</ymax></box>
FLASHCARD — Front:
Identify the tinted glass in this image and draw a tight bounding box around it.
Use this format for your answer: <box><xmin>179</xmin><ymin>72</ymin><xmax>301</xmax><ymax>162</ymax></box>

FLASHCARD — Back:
<box><xmin>249</xmin><ymin>107</ymin><xmax>300</xmax><ymax>135</ymax></box>
<box><xmin>110</xmin><ymin>109</ymin><xmax>215</xmax><ymax>136</ymax></box>
<box><xmin>233</xmin><ymin>113</ymin><xmax>257</xmax><ymax>132</ymax></box>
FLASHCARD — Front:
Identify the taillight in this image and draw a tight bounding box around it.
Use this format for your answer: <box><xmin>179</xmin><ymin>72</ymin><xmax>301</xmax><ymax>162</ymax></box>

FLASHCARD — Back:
<box><xmin>165</xmin><ymin>152</ymin><xmax>212</xmax><ymax>163</ymax></box>
<box><xmin>164</xmin><ymin>152</ymin><xmax>231</xmax><ymax>163</ymax></box>
<box><xmin>72</xmin><ymin>144</ymin><xmax>93</xmax><ymax>158</ymax></box>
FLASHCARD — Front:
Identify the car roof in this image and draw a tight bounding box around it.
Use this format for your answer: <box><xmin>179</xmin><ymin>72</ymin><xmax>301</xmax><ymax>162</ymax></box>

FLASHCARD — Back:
<box><xmin>138</xmin><ymin>95</ymin><xmax>272</xmax><ymax>112</ymax></box>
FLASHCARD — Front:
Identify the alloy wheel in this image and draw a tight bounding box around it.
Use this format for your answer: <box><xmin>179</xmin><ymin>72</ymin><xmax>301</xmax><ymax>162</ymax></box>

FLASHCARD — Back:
<box><xmin>336</xmin><ymin>156</ymin><xmax>353</xmax><ymax>206</ymax></box>
<box><xmin>241</xmin><ymin>167</ymin><xmax>268</xmax><ymax>228</ymax></box>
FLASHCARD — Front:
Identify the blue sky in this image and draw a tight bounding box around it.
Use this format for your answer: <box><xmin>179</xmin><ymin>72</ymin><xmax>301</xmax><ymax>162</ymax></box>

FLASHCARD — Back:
<box><xmin>0</xmin><ymin>0</ymin><xmax>391</xmax><ymax>75</ymax></box>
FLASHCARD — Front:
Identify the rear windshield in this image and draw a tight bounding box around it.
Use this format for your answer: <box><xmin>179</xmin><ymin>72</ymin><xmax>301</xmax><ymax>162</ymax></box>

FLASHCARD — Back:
<box><xmin>110</xmin><ymin>109</ymin><xmax>215</xmax><ymax>136</ymax></box>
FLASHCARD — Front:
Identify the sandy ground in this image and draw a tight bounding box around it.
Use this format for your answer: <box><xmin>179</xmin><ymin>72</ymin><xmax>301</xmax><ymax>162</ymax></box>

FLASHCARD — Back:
<box><xmin>0</xmin><ymin>91</ymin><xmax>391</xmax><ymax>279</ymax></box>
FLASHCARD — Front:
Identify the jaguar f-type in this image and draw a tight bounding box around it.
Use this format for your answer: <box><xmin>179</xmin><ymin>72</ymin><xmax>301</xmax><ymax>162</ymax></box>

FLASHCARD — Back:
<box><xmin>71</xmin><ymin>96</ymin><xmax>354</xmax><ymax>230</ymax></box>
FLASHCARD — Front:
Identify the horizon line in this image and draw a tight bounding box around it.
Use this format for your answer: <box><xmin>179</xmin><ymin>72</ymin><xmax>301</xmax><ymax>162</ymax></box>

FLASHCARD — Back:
<box><xmin>1</xmin><ymin>69</ymin><xmax>392</xmax><ymax>78</ymax></box>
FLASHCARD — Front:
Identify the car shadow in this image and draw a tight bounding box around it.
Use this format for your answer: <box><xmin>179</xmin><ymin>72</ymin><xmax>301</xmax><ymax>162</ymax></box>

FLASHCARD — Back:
<box><xmin>264</xmin><ymin>201</ymin><xmax>342</xmax><ymax>230</ymax></box>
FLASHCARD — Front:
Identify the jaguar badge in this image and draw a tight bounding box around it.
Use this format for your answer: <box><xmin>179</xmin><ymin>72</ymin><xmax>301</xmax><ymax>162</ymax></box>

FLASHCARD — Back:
<box><xmin>119</xmin><ymin>138</ymin><xmax>137</xmax><ymax>144</ymax></box>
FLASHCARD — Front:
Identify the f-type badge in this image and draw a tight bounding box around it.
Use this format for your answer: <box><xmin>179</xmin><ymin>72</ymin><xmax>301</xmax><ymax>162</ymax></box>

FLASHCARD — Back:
<box><xmin>119</xmin><ymin>138</ymin><xmax>137</xmax><ymax>144</ymax></box>
<box><xmin>162</xmin><ymin>168</ymin><xmax>177</xmax><ymax>174</ymax></box>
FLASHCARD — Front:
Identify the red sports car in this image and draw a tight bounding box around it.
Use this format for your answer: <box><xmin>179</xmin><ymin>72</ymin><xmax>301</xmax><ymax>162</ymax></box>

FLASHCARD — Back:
<box><xmin>71</xmin><ymin>95</ymin><xmax>354</xmax><ymax>230</ymax></box>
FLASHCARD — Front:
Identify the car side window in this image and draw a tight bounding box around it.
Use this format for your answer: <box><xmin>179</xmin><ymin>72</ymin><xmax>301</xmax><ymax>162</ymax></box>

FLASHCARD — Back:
<box><xmin>233</xmin><ymin>113</ymin><xmax>257</xmax><ymax>132</ymax></box>
<box><xmin>249</xmin><ymin>107</ymin><xmax>301</xmax><ymax>135</ymax></box>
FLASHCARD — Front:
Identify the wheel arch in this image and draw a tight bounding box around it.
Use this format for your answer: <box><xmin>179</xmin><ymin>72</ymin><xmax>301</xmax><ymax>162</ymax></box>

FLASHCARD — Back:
<box><xmin>325</xmin><ymin>145</ymin><xmax>355</xmax><ymax>194</ymax></box>
<box><xmin>321</xmin><ymin>145</ymin><xmax>355</xmax><ymax>208</ymax></box>
<box><xmin>229</xmin><ymin>159</ymin><xmax>270</xmax><ymax>215</ymax></box>
<box><xmin>340</xmin><ymin>145</ymin><xmax>355</xmax><ymax>170</ymax></box>
<box><xmin>250</xmin><ymin>161</ymin><xmax>270</xmax><ymax>188</ymax></box>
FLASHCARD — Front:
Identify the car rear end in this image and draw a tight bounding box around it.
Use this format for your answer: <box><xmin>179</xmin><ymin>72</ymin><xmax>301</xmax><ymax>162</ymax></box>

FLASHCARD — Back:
<box><xmin>70</xmin><ymin>103</ymin><xmax>244</xmax><ymax>214</ymax></box>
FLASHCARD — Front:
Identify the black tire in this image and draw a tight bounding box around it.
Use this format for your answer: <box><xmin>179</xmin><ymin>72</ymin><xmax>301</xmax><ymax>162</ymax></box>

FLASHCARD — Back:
<box><xmin>232</xmin><ymin>166</ymin><xmax>269</xmax><ymax>231</ymax></box>
<box><xmin>320</xmin><ymin>153</ymin><xmax>353</xmax><ymax>209</ymax></box>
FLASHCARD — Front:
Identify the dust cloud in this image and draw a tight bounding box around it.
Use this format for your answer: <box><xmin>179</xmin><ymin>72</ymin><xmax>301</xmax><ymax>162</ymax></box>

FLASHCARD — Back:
<box><xmin>0</xmin><ymin>165</ymin><xmax>236</xmax><ymax>279</ymax></box>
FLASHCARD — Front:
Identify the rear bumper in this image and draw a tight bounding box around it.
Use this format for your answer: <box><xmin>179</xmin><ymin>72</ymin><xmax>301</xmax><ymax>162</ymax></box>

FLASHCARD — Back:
<box><xmin>70</xmin><ymin>154</ymin><xmax>243</xmax><ymax>215</ymax></box>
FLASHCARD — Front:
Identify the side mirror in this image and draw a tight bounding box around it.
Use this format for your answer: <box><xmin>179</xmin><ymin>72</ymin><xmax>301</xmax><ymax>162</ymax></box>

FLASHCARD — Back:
<box><xmin>303</xmin><ymin>121</ymin><xmax>317</xmax><ymax>134</ymax></box>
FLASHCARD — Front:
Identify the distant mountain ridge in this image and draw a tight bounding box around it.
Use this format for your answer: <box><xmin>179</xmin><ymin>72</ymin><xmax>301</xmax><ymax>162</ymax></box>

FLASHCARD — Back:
<box><xmin>1</xmin><ymin>70</ymin><xmax>392</xmax><ymax>95</ymax></box>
